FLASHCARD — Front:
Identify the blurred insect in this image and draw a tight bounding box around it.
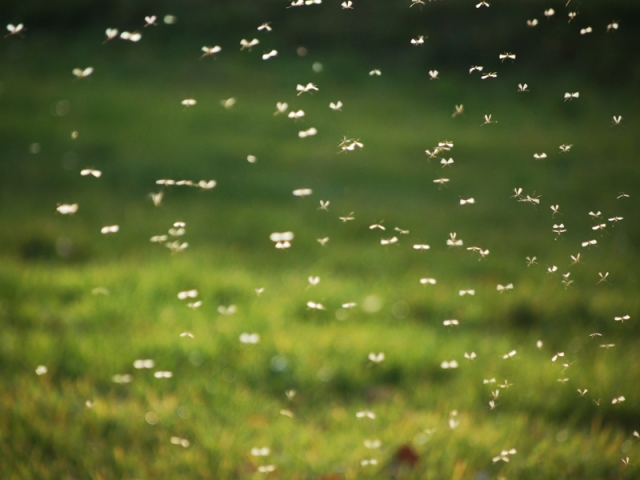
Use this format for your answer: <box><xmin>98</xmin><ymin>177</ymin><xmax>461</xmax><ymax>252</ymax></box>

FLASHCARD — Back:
<box><xmin>298</xmin><ymin>127</ymin><xmax>317</xmax><ymax>138</ymax></box>
<box><xmin>460</xmin><ymin>197</ymin><xmax>475</xmax><ymax>205</ymax></box>
<box><xmin>499</xmin><ymin>52</ymin><xmax>516</xmax><ymax>62</ymax></box>
<box><xmin>496</xmin><ymin>283</ymin><xmax>513</xmax><ymax>293</ymax></box>
<box><xmin>120</xmin><ymin>31</ymin><xmax>142</xmax><ymax>42</ymax></box>
<box><xmin>410</xmin><ymin>0</ymin><xmax>425</xmax><ymax>7</ymax></box>
<box><xmin>481</xmin><ymin>114</ymin><xmax>496</xmax><ymax>125</ymax></box>
<box><xmin>439</xmin><ymin>158</ymin><xmax>454</xmax><ymax>168</ymax></box>
<box><xmin>533</xmin><ymin>152</ymin><xmax>547</xmax><ymax>160</ymax></box>
<box><xmin>526</xmin><ymin>256</ymin><xmax>537</xmax><ymax>266</ymax></box>
<box><xmin>617</xmin><ymin>192</ymin><xmax>629</xmax><ymax>199</ymax></box>
<box><xmin>469</xmin><ymin>65</ymin><xmax>484</xmax><ymax>74</ymax></box>
<box><xmin>317</xmin><ymin>237</ymin><xmax>330</xmax><ymax>246</ymax></box>
<box><xmin>548</xmin><ymin>265</ymin><xmax>558</xmax><ymax>273</ymax></box>
<box><xmin>56</xmin><ymin>203</ymin><xmax>78</xmax><ymax>215</ymax></box>
<box><xmin>596</xmin><ymin>272</ymin><xmax>610</xmax><ymax>285</ymax></box>
<box><xmin>441</xmin><ymin>360</ymin><xmax>458</xmax><ymax>369</ymax></box>
<box><xmin>341</xmin><ymin>1</ymin><xmax>354</xmax><ymax>8</ymax></box>
<box><xmin>270</xmin><ymin>231</ymin><xmax>294</xmax><ymax>249</ymax></box>
<box><xmin>476</xmin><ymin>1</ymin><xmax>490</xmax><ymax>8</ymax></box>
<box><xmin>559</xmin><ymin>144</ymin><xmax>572</xmax><ymax>152</ymax></box>
<box><xmin>608</xmin><ymin>216</ymin><xmax>623</xmax><ymax>224</ymax></box>
<box><xmin>443</xmin><ymin>319</ymin><xmax>459</xmax><ymax>327</ymax></box>
<box><xmin>368</xmin><ymin>352</ymin><xmax>385</xmax><ymax>363</ymax></box>
<box><xmin>592</xmin><ymin>223</ymin><xmax>606</xmax><ymax>231</ymax></box>
<box><xmin>527</xmin><ymin>19</ymin><xmax>539</xmax><ymax>27</ymax></box>
<box><xmin>612</xmin><ymin>115</ymin><xmax>622</xmax><ymax>126</ymax></box>
<box><xmin>101</xmin><ymin>225</ymin><xmax>119</xmax><ymax>234</ymax></box>
<box><xmin>552</xmin><ymin>352</ymin><xmax>565</xmax><ymax>362</ymax></box>
<box><xmin>218</xmin><ymin>305</ymin><xmax>237</xmax><ymax>315</ymax></box>
<box><xmin>369</xmin><ymin>222</ymin><xmax>385</xmax><ymax>230</ymax></box>
<box><xmin>181</xmin><ymin>99</ymin><xmax>196</xmax><ymax>107</ymax></box>
<box><xmin>154</xmin><ymin>371</ymin><xmax>173</xmax><ymax>379</ymax></box>
<box><xmin>447</xmin><ymin>232</ymin><xmax>463</xmax><ymax>247</ymax></box>
<box><xmin>411</xmin><ymin>36</ymin><xmax>425</xmax><ymax>45</ymax></box>
<box><xmin>144</xmin><ymin>16</ymin><xmax>157</xmax><ymax>27</ymax></box>
<box><xmin>258</xmin><ymin>22</ymin><xmax>272</xmax><ymax>31</ymax></box>
<box><xmin>503</xmin><ymin>350</ymin><xmax>516</xmax><ymax>359</ymax></box>
<box><xmin>622</xmin><ymin>457</ymin><xmax>632</xmax><ymax>467</ymax></box>
<box><xmin>329</xmin><ymin>101</ymin><xmax>343</xmax><ymax>111</ymax></box>
<box><xmin>356</xmin><ymin>411</ymin><xmax>375</xmax><ymax>419</ymax></box>
<box><xmin>577</xmin><ymin>389</ymin><xmax>588</xmax><ymax>396</ymax></box>
<box><xmin>459</xmin><ymin>290</ymin><xmax>475</xmax><ymax>296</ymax></box>
<box><xmin>288</xmin><ymin>110</ymin><xmax>305</xmax><ymax>120</ymax></box>
<box><xmin>433</xmin><ymin>178</ymin><xmax>450</xmax><ymax>185</ymax></box>
<box><xmin>255</xmin><ymin>287</ymin><xmax>264</xmax><ymax>296</ymax></box>
<box><xmin>257</xmin><ymin>465</ymin><xmax>276</xmax><ymax>473</ymax></box>
<box><xmin>517</xmin><ymin>83</ymin><xmax>529</xmax><ymax>92</ymax></box>
<box><xmin>187</xmin><ymin>301</ymin><xmax>202</xmax><ymax>309</ymax></box>
<box><xmin>221</xmin><ymin>97</ymin><xmax>236</xmax><ymax>109</ymax></box>
<box><xmin>420</xmin><ymin>278</ymin><xmax>436</xmax><ymax>285</ymax></box>
<box><xmin>112</xmin><ymin>374</ymin><xmax>132</xmax><ymax>383</ymax></box>
<box><xmin>394</xmin><ymin>227</ymin><xmax>409</xmax><ymax>234</ymax></box>
<box><xmin>369</xmin><ymin>69</ymin><xmax>381</xmax><ymax>76</ymax></box>
<box><xmin>342</xmin><ymin>302</ymin><xmax>357</xmax><ymax>308</ymax></box>
<box><xmin>600</xmin><ymin>343</ymin><xmax>615</xmax><ymax>349</ymax></box>
<box><xmin>293</xmin><ymin>188</ymin><xmax>312</xmax><ymax>197</ymax></box>
<box><xmin>318</xmin><ymin>200</ymin><xmax>330</xmax><ymax>210</ymax></box>
<box><xmin>607</xmin><ymin>21</ymin><xmax>619</xmax><ymax>32</ymax></box>
<box><xmin>364</xmin><ymin>439</ymin><xmax>381</xmax><ymax>449</ymax></box>
<box><xmin>239</xmin><ymin>333</ymin><xmax>260</xmax><ymax>344</ymax></box>
<box><xmin>104</xmin><ymin>28</ymin><xmax>118</xmax><ymax>42</ymax></box>
<box><xmin>339</xmin><ymin>212</ymin><xmax>355</xmax><ymax>222</ymax></box>
<box><xmin>81</xmin><ymin>168</ymin><xmax>102</xmax><ymax>178</ymax></box>
<box><xmin>429</xmin><ymin>70</ymin><xmax>439</xmax><ymax>80</ymax></box>
<box><xmin>240</xmin><ymin>38</ymin><xmax>259</xmax><ymax>50</ymax></box>
<box><xmin>262</xmin><ymin>49</ymin><xmax>278</xmax><ymax>60</ymax></box>
<box><xmin>569</xmin><ymin>254</ymin><xmax>583</xmax><ymax>266</ymax></box>
<box><xmin>552</xmin><ymin>224</ymin><xmax>567</xmax><ymax>236</ymax></box>
<box><xmin>150</xmin><ymin>235</ymin><xmax>167</xmax><ymax>243</ymax></box>
<box><xmin>381</xmin><ymin>237</ymin><xmax>398</xmax><ymax>245</ymax></box>
<box><xmin>612</xmin><ymin>396</ymin><xmax>626</xmax><ymax>404</ymax></box>
<box><xmin>481</xmin><ymin>72</ymin><xmax>497</xmax><ymax>79</ymax></box>
<box><xmin>493</xmin><ymin>449</ymin><xmax>517</xmax><ymax>463</ymax></box>
<box><xmin>468</xmin><ymin>246</ymin><xmax>489</xmax><ymax>257</ymax></box>
<box><xmin>72</xmin><ymin>67</ymin><xmax>94</xmax><ymax>79</ymax></box>
<box><xmin>340</xmin><ymin>138</ymin><xmax>363</xmax><ymax>151</ymax></box>
<box><xmin>134</xmin><ymin>359</ymin><xmax>155</xmax><ymax>369</ymax></box>
<box><xmin>550</xmin><ymin>205</ymin><xmax>561</xmax><ymax>217</ymax></box>
<box><xmin>544</xmin><ymin>8</ymin><xmax>555</xmax><ymax>17</ymax></box>
<box><xmin>307</xmin><ymin>301</ymin><xmax>325</xmax><ymax>310</ymax></box>
<box><xmin>614</xmin><ymin>314</ymin><xmax>630</xmax><ymax>323</ymax></box>
<box><xmin>581</xmin><ymin>239</ymin><xmax>597</xmax><ymax>248</ymax></box>
<box><xmin>6</xmin><ymin>23</ymin><xmax>26</xmax><ymax>38</ymax></box>
<box><xmin>251</xmin><ymin>447</ymin><xmax>270</xmax><ymax>457</ymax></box>
<box><xmin>197</xmin><ymin>180</ymin><xmax>216</xmax><ymax>189</ymax></box>
<box><xmin>452</xmin><ymin>105</ymin><xmax>464</xmax><ymax>117</ymax></box>
<box><xmin>568</xmin><ymin>12</ymin><xmax>578</xmax><ymax>23</ymax></box>
<box><xmin>35</xmin><ymin>365</ymin><xmax>47</xmax><ymax>375</ymax></box>
<box><xmin>464</xmin><ymin>352</ymin><xmax>477</xmax><ymax>360</ymax></box>
<box><xmin>177</xmin><ymin>290</ymin><xmax>198</xmax><ymax>300</ymax></box>
<box><xmin>580</xmin><ymin>27</ymin><xmax>592</xmax><ymax>35</ymax></box>
<box><xmin>564</xmin><ymin>92</ymin><xmax>580</xmax><ymax>101</ymax></box>
<box><xmin>557</xmin><ymin>378</ymin><xmax>569</xmax><ymax>384</ymax></box>
<box><xmin>274</xmin><ymin>102</ymin><xmax>288</xmax><ymax>115</ymax></box>
<box><xmin>361</xmin><ymin>459</ymin><xmax>378</xmax><ymax>466</ymax></box>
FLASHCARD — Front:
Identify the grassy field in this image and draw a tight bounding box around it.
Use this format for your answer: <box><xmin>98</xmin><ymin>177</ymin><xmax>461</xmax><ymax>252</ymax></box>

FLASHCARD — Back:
<box><xmin>1</xmin><ymin>22</ymin><xmax>640</xmax><ymax>480</ymax></box>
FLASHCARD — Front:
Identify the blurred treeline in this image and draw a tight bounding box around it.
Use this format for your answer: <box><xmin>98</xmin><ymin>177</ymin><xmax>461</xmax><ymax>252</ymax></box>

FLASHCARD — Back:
<box><xmin>3</xmin><ymin>0</ymin><xmax>640</xmax><ymax>86</ymax></box>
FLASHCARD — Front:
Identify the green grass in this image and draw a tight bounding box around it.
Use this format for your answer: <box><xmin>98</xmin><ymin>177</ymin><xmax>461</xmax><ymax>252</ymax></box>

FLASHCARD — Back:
<box><xmin>1</xmin><ymin>35</ymin><xmax>639</xmax><ymax>479</ymax></box>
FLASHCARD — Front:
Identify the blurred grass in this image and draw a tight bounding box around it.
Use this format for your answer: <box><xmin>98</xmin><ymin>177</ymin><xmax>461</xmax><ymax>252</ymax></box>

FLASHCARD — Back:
<box><xmin>0</xmin><ymin>30</ymin><xmax>639</xmax><ymax>479</ymax></box>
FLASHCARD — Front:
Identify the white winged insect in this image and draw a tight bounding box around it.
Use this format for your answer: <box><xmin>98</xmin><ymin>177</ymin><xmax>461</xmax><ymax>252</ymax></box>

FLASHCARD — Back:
<box><xmin>262</xmin><ymin>49</ymin><xmax>278</xmax><ymax>60</ymax></box>
<box><xmin>369</xmin><ymin>69</ymin><xmax>381</xmax><ymax>76</ymax></box>
<box><xmin>429</xmin><ymin>70</ymin><xmax>439</xmax><ymax>80</ymax></box>
<box><xmin>239</xmin><ymin>333</ymin><xmax>260</xmax><ymax>344</ymax></box>
<box><xmin>356</xmin><ymin>411</ymin><xmax>376</xmax><ymax>419</ymax></box>
<box><xmin>319</xmin><ymin>200</ymin><xmax>330</xmax><ymax>210</ymax></box>
<box><xmin>81</xmin><ymin>168</ymin><xmax>102</xmax><ymax>178</ymax></box>
<box><xmin>364</xmin><ymin>439</ymin><xmax>381</xmax><ymax>449</ymax></box>
<box><xmin>499</xmin><ymin>52</ymin><xmax>516</xmax><ymax>62</ymax></box>
<box><xmin>154</xmin><ymin>371</ymin><xmax>173</xmax><ymax>379</ymax></box>
<box><xmin>368</xmin><ymin>352</ymin><xmax>385</xmax><ymax>363</ymax></box>
<box><xmin>443</xmin><ymin>319</ymin><xmax>459</xmax><ymax>326</ymax></box>
<box><xmin>298</xmin><ymin>127</ymin><xmax>317</xmax><ymax>138</ymax></box>
<box><xmin>200</xmin><ymin>46</ymin><xmax>222</xmax><ymax>59</ymax></box>
<box><xmin>72</xmin><ymin>67</ymin><xmax>94</xmax><ymax>79</ymax></box>
<box><xmin>493</xmin><ymin>449</ymin><xmax>517</xmax><ymax>463</ymax></box>
<box><xmin>434</xmin><ymin>178</ymin><xmax>450</xmax><ymax>186</ymax></box>
<box><xmin>5</xmin><ymin>23</ymin><xmax>25</xmax><ymax>37</ymax></box>
<box><xmin>308</xmin><ymin>276</ymin><xmax>320</xmax><ymax>286</ymax></box>
<box><xmin>447</xmin><ymin>232</ymin><xmax>463</xmax><ymax>247</ymax></box>
<box><xmin>581</xmin><ymin>239</ymin><xmax>597</xmax><ymax>248</ymax></box>
<box><xmin>459</xmin><ymin>289</ymin><xmax>475</xmax><ymax>296</ymax></box>
<box><xmin>134</xmin><ymin>359</ymin><xmax>155</xmax><ymax>369</ymax></box>
<box><xmin>460</xmin><ymin>198</ymin><xmax>475</xmax><ymax>205</ymax></box>
<box><xmin>251</xmin><ymin>447</ymin><xmax>271</xmax><ymax>457</ymax></box>
<box><xmin>526</xmin><ymin>256</ymin><xmax>537</xmax><ymax>266</ymax></box>
<box><xmin>441</xmin><ymin>360</ymin><xmax>458</xmax><ymax>369</ymax></box>
<box><xmin>144</xmin><ymin>15</ymin><xmax>157</xmax><ymax>27</ymax></box>
<box><xmin>564</xmin><ymin>92</ymin><xmax>580</xmax><ymax>101</ymax></box>
<box><xmin>257</xmin><ymin>465</ymin><xmax>276</xmax><ymax>473</ymax></box>
<box><xmin>339</xmin><ymin>212</ymin><xmax>355</xmax><ymax>222</ymax></box>
<box><xmin>341</xmin><ymin>1</ymin><xmax>354</xmax><ymax>8</ymax></box>
<box><xmin>503</xmin><ymin>350</ymin><xmax>517</xmax><ymax>359</ymax></box>
<box><xmin>452</xmin><ymin>104</ymin><xmax>464</xmax><ymax>117</ymax></box>
<box><xmin>369</xmin><ymin>222</ymin><xmax>385</xmax><ymax>231</ymax></box>
<box><xmin>101</xmin><ymin>225</ymin><xmax>119</xmax><ymax>234</ymax></box>
<box><xmin>580</xmin><ymin>27</ymin><xmax>593</xmax><ymax>35</ymax></box>
<box><xmin>559</xmin><ymin>144</ymin><xmax>573</xmax><ymax>152</ymax></box>
<box><xmin>381</xmin><ymin>237</ymin><xmax>398</xmax><ymax>245</ymax></box>
<box><xmin>240</xmin><ymin>38</ymin><xmax>259</xmax><ymax>50</ymax></box>
<box><xmin>104</xmin><ymin>28</ymin><xmax>118</xmax><ymax>41</ymax></box>
<box><xmin>481</xmin><ymin>72</ymin><xmax>497</xmax><ymax>80</ymax></box>
<box><xmin>476</xmin><ymin>1</ymin><xmax>490</xmax><ymax>8</ymax></box>
<box><xmin>497</xmin><ymin>283</ymin><xmax>513</xmax><ymax>293</ymax></box>
<box><xmin>533</xmin><ymin>152</ymin><xmax>547</xmax><ymax>161</ymax></box>
<box><xmin>413</xmin><ymin>244</ymin><xmax>430</xmax><ymax>250</ymax></box>
<box><xmin>274</xmin><ymin>102</ymin><xmax>288</xmax><ymax>115</ymax></box>
<box><xmin>296</xmin><ymin>82</ymin><xmax>318</xmax><ymax>95</ymax></box>
<box><xmin>56</xmin><ymin>203</ymin><xmax>78</xmax><ymax>215</ymax></box>
<box><xmin>552</xmin><ymin>352</ymin><xmax>565</xmax><ymax>362</ymax></box>
<box><xmin>411</xmin><ymin>36</ymin><xmax>425</xmax><ymax>46</ymax></box>
<box><xmin>614</xmin><ymin>315</ymin><xmax>630</xmax><ymax>323</ymax></box>
<box><xmin>568</xmin><ymin>12</ymin><xmax>578</xmax><ymax>23</ymax></box>
<box><xmin>257</xmin><ymin>22</ymin><xmax>272</xmax><ymax>32</ymax></box>
<box><xmin>361</xmin><ymin>459</ymin><xmax>378</xmax><ymax>467</ymax></box>
<box><xmin>544</xmin><ymin>8</ymin><xmax>555</xmax><ymax>17</ymax></box>
<box><xmin>329</xmin><ymin>101</ymin><xmax>343</xmax><ymax>111</ymax></box>
<box><xmin>527</xmin><ymin>19</ymin><xmax>539</xmax><ymax>27</ymax></box>
<box><xmin>394</xmin><ymin>227</ymin><xmax>409</xmax><ymax>235</ymax></box>
<box><xmin>612</xmin><ymin>396</ymin><xmax>626</xmax><ymax>404</ymax></box>
<box><xmin>612</xmin><ymin>115</ymin><xmax>622</xmax><ymax>126</ymax></box>
<box><xmin>288</xmin><ymin>110</ymin><xmax>305</xmax><ymax>120</ymax></box>
<box><xmin>270</xmin><ymin>231</ymin><xmax>294</xmax><ymax>249</ymax></box>
<box><xmin>181</xmin><ymin>99</ymin><xmax>196</xmax><ymax>107</ymax></box>
<box><xmin>469</xmin><ymin>65</ymin><xmax>484</xmax><ymax>74</ymax></box>
<box><xmin>518</xmin><ymin>83</ymin><xmax>529</xmax><ymax>92</ymax></box>
<box><xmin>464</xmin><ymin>352</ymin><xmax>477</xmax><ymax>360</ymax></box>
<box><xmin>481</xmin><ymin>114</ymin><xmax>496</xmax><ymax>125</ymax></box>
<box><xmin>293</xmin><ymin>188</ymin><xmax>312</xmax><ymax>197</ymax></box>
<box><xmin>420</xmin><ymin>278</ymin><xmax>436</xmax><ymax>285</ymax></box>
<box><xmin>120</xmin><ymin>31</ymin><xmax>142</xmax><ymax>42</ymax></box>
<box><xmin>607</xmin><ymin>21</ymin><xmax>619</xmax><ymax>32</ymax></box>
<box><xmin>307</xmin><ymin>301</ymin><xmax>325</xmax><ymax>310</ymax></box>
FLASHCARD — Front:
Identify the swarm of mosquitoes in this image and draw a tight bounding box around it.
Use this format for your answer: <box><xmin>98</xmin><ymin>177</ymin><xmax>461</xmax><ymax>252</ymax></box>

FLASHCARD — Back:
<box><xmin>12</xmin><ymin>0</ymin><xmax>635</xmax><ymax>474</ymax></box>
